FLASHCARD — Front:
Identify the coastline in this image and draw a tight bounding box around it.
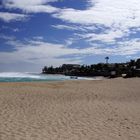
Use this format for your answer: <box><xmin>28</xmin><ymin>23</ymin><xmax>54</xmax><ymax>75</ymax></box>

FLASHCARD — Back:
<box><xmin>0</xmin><ymin>72</ymin><xmax>104</xmax><ymax>82</ymax></box>
<box><xmin>0</xmin><ymin>78</ymin><xmax>140</xmax><ymax>140</ymax></box>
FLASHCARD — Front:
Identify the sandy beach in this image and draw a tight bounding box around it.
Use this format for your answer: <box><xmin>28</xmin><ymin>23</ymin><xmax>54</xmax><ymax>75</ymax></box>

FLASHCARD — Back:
<box><xmin>0</xmin><ymin>78</ymin><xmax>140</xmax><ymax>140</ymax></box>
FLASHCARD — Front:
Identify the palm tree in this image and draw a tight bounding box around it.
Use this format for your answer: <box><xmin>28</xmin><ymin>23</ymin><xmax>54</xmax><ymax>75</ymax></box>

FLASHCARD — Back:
<box><xmin>105</xmin><ymin>56</ymin><xmax>109</xmax><ymax>64</ymax></box>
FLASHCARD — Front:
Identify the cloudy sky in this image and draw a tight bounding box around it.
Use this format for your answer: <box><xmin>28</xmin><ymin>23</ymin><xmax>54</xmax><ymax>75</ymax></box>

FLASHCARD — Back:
<box><xmin>0</xmin><ymin>0</ymin><xmax>140</xmax><ymax>72</ymax></box>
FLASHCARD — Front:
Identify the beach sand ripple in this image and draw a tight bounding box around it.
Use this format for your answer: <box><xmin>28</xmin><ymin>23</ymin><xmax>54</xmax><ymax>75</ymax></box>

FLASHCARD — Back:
<box><xmin>0</xmin><ymin>78</ymin><xmax>140</xmax><ymax>140</ymax></box>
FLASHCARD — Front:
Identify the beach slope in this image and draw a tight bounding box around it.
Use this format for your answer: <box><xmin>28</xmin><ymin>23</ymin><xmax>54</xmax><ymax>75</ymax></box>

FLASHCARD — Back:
<box><xmin>0</xmin><ymin>78</ymin><xmax>140</xmax><ymax>140</ymax></box>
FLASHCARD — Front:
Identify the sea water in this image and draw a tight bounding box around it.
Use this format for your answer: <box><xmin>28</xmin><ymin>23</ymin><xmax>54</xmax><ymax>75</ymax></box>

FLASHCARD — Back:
<box><xmin>0</xmin><ymin>72</ymin><xmax>71</xmax><ymax>82</ymax></box>
<box><xmin>0</xmin><ymin>72</ymin><xmax>100</xmax><ymax>82</ymax></box>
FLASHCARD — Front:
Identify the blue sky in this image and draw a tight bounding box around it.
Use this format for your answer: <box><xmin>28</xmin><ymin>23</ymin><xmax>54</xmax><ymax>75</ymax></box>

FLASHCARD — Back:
<box><xmin>0</xmin><ymin>0</ymin><xmax>140</xmax><ymax>72</ymax></box>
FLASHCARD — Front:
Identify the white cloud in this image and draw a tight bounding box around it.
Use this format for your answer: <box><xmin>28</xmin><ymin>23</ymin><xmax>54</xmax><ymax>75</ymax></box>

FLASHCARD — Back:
<box><xmin>0</xmin><ymin>39</ymin><xmax>83</xmax><ymax>66</ymax></box>
<box><xmin>52</xmin><ymin>24</ymin><xmax>83</xmax><ymax>31</ymax></box>
<box><xmin>52</xmin><ymin>24</ymin><xmax>97</xmax><ymax>32</ymax></box>
<box><xmin>116</xmin><ymin>39</ymin><xmax>140</xmax><ymax>55</ymax></box>
<box><xmin>0</xmin><ymin>34</ymin><xmax>16</xmax><ymax>40</ymax></box>
<box><xmin>52</xmin><ymin>0</ymin><xmax>140</xmax><ymax>43</ymax></box>
<box><xmin>3</xmin><ymin>0</ymin><xmax>57</xmax><ymax>6</ymax></box>
<box><xmin>3</xmin><ymin>0</ymin><xmax>59</xmax><ymax>13</ymax></box>
<box><xmin>54</xmin><ymin>0</ymin><xmax>140</xmax><ymax>28</ymax></box>
<box><xmin>12</xmin><ymin>28</ymin><xmax>19</xmax><ymax>32</ymax></box>
<box><xmin>1</xmin><ymin>35</ymin><xmax>140</xmax><ymax>72</ymax></box>
<box><xmin>32</xmin><ymin>36</ymin><xmax>44</xmax><ymax>41</ymax></box>
<box><xmin>1</xmin><ymin>26</ymin><xmax>20</xmax><ymax>32</ymax></box>
<box><xmin>78</xmin><ymin>29</ymin><xmax>128</xmax><ymax>43</ymax></box>
<box><xmin>2</xmin><ymin>35</ymin><xmax>140</xmax><ymax>63</ymax></box>
<box><xmin>0</xmin><ymin>37</ymin><xmax>110</xmax><ymax>67</ymax></box>
<box><xmin>1</xmin><ymin>0</ymin><xmax>140</xmax><ymax>69</ymax></box>
<box><xmin>0</xmin><ymin>12</ymin><xmax>27</xmax><ymax>22</ymax></box>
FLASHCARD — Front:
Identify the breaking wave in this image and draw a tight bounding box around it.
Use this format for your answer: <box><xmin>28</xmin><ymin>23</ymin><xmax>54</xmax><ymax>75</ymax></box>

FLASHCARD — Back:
<box><xmin>0</xmin><ymin>72</ymin><xmax>70</xmax><ymax>82</ymax></box>
<box><xmin>0</xmin><ymin>72</ymin><xmax>101</xmax><ymax>82</ymax></box>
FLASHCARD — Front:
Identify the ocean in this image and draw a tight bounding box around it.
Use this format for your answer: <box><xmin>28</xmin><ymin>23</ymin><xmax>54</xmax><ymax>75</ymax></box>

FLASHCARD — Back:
<box><xmin>0</xmin><ymin>72</ymin><xmax>98</xmax><ymax>82</ymax></box>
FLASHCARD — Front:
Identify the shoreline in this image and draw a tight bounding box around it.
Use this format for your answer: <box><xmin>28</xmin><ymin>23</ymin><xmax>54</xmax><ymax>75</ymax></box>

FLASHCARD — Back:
<box><xmin>0</xmin><ymin>75</ymin><xmax>105</xmax><ymax>83</ymax></box>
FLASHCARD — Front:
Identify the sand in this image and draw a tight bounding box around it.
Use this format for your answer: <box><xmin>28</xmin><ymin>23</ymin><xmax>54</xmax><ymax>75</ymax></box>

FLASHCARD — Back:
<box><xmin>0</xmin><ymin>78</ymin><xmax>140</xmax><ymax>140</ymax></box>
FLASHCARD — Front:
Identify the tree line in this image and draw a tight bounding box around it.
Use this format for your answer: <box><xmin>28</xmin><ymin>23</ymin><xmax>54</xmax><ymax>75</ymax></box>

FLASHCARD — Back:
<box><xmin>42</xmin><ymin>58</ymin><xmax>140</xmax><ymax>78</ymax></box>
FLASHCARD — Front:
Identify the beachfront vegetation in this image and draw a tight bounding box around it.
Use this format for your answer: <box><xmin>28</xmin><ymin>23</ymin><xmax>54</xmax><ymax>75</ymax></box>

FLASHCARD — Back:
<box><xmin>42</xmin><ymin>58</ymin><xmax>140</xmax><ymax>78</ymax></box>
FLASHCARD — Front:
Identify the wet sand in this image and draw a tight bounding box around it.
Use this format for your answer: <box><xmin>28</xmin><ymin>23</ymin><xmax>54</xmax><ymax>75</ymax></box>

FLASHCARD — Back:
<box><xmin>0</xmin><ymin>78</ymin><xmax>140</xmax><ymax>140</ymax></box>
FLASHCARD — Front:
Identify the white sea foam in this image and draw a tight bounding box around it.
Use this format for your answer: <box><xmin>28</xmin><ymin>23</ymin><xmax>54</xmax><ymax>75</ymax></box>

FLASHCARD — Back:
<box><xmin>0</xmin><ymin>72</ymin><xmax>41</xmax><ymax>79</ymax></box>
<box><xmin>78</xmin><ymin>76</ymin><xmax>103</xmax><ymax>80</ymax></box>
<box><xmin>0</xmin><ymin>72</ymin><xmax>102</xmax><ymax>82</ymax></box>
<box><xmin>0</xmin><ymin>72</ymin><xmax>70</xmax><ymax>81</ymax></box>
